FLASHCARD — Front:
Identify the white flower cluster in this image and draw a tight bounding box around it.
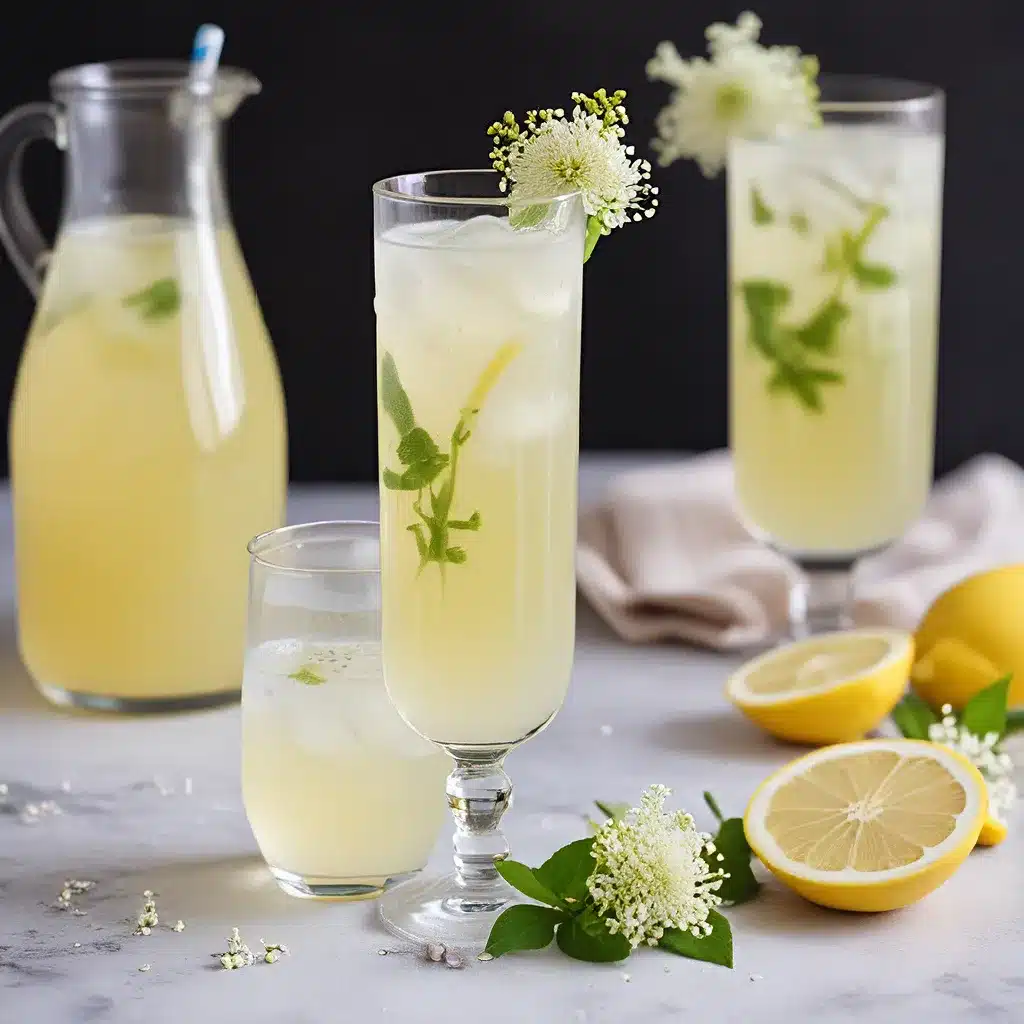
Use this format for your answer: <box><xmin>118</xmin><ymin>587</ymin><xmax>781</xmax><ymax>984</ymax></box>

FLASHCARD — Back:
<box><xmin>588</xmin><ymin>784</ymin><xmax>724</xmax><ymax>949</ymax></box>
<box><xmin>506</xmin><ymin>108</ymin><xmax>657</xmax><ymax>232</ymax></box>
<box><xmin>929</xmin><ymin>706</ymin><xmax>1018</xmax><ymax>823</ymax></box>
<box><xmin>647</xmin><ymin>11</ymin><xmax>820</xmax><ymax>177</ymax></box>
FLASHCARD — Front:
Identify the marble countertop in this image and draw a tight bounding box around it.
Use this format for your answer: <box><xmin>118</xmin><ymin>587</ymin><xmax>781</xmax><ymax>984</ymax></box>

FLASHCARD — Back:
<box><xmin>1</xmin><ymin>456</ymin><xmax>1022</xmax><ymax>1024</ymax></box>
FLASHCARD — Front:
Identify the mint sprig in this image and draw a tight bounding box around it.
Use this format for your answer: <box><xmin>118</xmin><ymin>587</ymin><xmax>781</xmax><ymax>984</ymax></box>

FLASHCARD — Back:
<box><xmin>380</xmin><ymin>345</ymin><xmax>519</xmax><ymax>574</ymax></box>
<box><xmin>122</xmin><ymin>278</ymin><xmax>180</xmax><ymax>322</ymax></box>
<box><xmin>739</xmin><ymin>196</ymin><xmax>896</xmax><ymax>413</ymax></box>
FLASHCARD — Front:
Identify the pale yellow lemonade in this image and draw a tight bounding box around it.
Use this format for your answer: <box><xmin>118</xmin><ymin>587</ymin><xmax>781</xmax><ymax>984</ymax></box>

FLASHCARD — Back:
<box><xmin>375</xmin><ymin>215</ymin><xmax>583</xmax><ymax>746</ymax></box>
<box><xmin>729</xmin><ymin>127</ymin><xmax>943</xmax><ymax>555</ymax></box>
<box><xmin>10</xmin><ymin>216</ymin><xmax>286</xmax><ymax>700</ymax></box>
<box><xmin>242</xmin><ymin>640</ymin><xmax>450</xmax><ymax>882</ymax></box>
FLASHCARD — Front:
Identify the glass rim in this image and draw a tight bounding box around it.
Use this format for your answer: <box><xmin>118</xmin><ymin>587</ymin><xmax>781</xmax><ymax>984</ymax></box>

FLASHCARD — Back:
<box><xmin>372</xmin><ymin>168</ymin><xmax>581</xmax><ymax>207</ymax></box>
<box><xmin>817</xmin><ymin>73</ymin><xmax>943</xmax><ymax>115</ymax></box>
<box><xmin>247</xmin><ymin>520</ymin><xmax>380</xmax><ymax>575</ymax></box>
<box><xmin>50</xmin><ymin>60</ymin><xmax>261</xmax><ymax>99</ymax></box>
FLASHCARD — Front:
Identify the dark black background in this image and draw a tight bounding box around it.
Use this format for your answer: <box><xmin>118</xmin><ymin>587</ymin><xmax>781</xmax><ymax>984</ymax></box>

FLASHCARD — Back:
<box><xmin>0</xmin><ymin>1</ymin><xmax>1019</xmax><ymax>481</ymax></box>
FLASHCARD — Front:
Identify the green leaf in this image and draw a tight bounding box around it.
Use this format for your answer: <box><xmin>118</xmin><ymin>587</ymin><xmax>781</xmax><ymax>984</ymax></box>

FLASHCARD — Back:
<box><xmin>575</xmin><ymin>906</ymin><xmax>611</xmax><ymax>939</ymax></box>
<box><xmin>398</xmin><ymin>457</ymin><xmax>448</xmax><ymax>490</ymax></box>
<box><xmin>751</xmin><ymin>186</ymin><xmax>774</xmax><ymax>226</ymax></box>
<box><xmin>380</xmin><ymin>352</ymin><xmax>416</xmax><ymax>436</ymax></box>
<box><xmin>288</xmin><ymin>665</ymin><xmax>326</xmax><ymax>685</ymax></box>
<box><xmin>804</xmin><ymin>367</ymin><xmax>844</xmax><ymax>384</ymax></box>
<box><xmin>709</xmin><ymin>819</ymin><xmax>760</xmax><ymax>905</ymax></box>
<box><xmin>509</xmin><ymin>203</ymin><xmax>549</xmax><ymax>230</ymax></box>
<box><xmin>494</xmin><ymin>860</ymin><xmax>563</xmax><ymax>909</ymax></box>
<box><xmin>960</xmin><ymin>675</ymin><xmax>1012</xmax><ymax>738</ymax></box>
<box><xmin>891</xmin><ymin>692</ymin><xmax>939</xmax><ymax>740</ymax></box>
<box><xmin>448</xmin><ymin>511</ymin><xmax>481</xmax><ymax>531</ymax></box>
<box><xmin>381</xmin><ymin>467</ymin><xmax>414</xmax><ymax>490</ymax></box>
<box><xmin>595</xmin><ymin>800</ymin><xmax>631</xmax><ymax>823</ymax></box>
<box><xmin>794</xmin><ymin>298</ymin><xmax>849</xmax><ymax>354</ymax></box>
<box><xmin>555</xmin><ymin>916</ymin><xmax>631</xmax><ymax>963</ymax></box>
<box><xmin>484</xmin><ymin>904</ymin><xmax>565</xmax><ymax>958</ymax></box>
<box><xmin>658</xmin><ymin>911</ymin><xmax>733</xmax><ymax>968</ymax></box>
<box><xmin>853</xmin><ymin>261</ymin><xmax>898</xmax><ymax>289</ymax></box>
<box><xmin>789</xmin><ymin>211</ymin><xmax>810</xmax><ymax>236</ymax></box>
<box><xmin>535</xmin><ymin>838</ymin><xmax>595</xmax><ymax>905</ymax></box>
<box><xmin>445</xmin><ymin>546</ymin><xmax>467</xmax><ymax>565</ymax></box>
<box><xmin>407</xmin><ymin>523</ymin><xmax>428</xmax><ymax>563</ymax></box>
<box><xmin>583</xmin><ymin>215</ymin><xmax>605</xmax><ymax>263</ymax></box>
<box><xmin>740</xmin><ymin>280</ymin><xmax>791</xmax><ymax>360</ymax></box>
<box><xmin>1004</xmin><ymin>709</ymin><xmax>1024</xmax><ymax>737</ymax></box>
<box><xmin>122</xmin><ymin>277</ymin><xmax>180</xmax><ymax>321</ymax></box>
<box><xmin>703</xmin><ymin>792</ymin><xmax>725</xmax><ymax>825</ymax></box>
<box><xmin>768</xmin><ymin>363</ymin><xmax>823</xmax><ymax>412</ymax></box>
<box><xmin>397</xmin><ymin>427</ymin><xmax>441</xmax><ymax>466</ymax></box>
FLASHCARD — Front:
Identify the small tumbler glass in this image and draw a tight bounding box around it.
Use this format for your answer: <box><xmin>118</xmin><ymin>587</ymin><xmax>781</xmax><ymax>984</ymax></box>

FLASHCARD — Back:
<box><xmin>241</xmin><ymin>521</ymin><xmax>451</xmax><ymax>900</ymax></box>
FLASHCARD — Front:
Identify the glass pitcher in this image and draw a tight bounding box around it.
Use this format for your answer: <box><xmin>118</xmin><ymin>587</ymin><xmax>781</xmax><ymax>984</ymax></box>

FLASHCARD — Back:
<box><xmin>0</xmin><ymin>62</ymin><xmax>287</xmax><ymax>712</ymax></box>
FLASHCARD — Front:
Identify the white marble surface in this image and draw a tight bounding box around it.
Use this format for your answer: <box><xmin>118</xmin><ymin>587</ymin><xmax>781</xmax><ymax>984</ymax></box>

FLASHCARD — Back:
<box><xmin>1</xmin><ymin>456</ymin><xmax>1023</xmax><ymax>1024</ymax></box>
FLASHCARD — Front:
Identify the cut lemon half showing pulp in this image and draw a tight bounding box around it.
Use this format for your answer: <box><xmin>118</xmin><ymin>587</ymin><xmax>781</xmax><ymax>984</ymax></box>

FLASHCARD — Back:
<box><xmin>744</xmin><ymin>739</ymin><xmax>988</xmax><ymax>912</ymax></box>
<box><xmin>726</xmin><ymin>629</ymin><xmax>913</xmax><ymax>745</ymax></box>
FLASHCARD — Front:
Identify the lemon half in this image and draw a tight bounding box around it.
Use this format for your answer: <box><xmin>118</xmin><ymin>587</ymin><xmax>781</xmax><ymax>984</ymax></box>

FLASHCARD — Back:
<box><xmin>726</xmin><ymin>630</ymin><xmax>913</xmax><ymax>745</ymax></box>
<box><xmin>744</xmin><ymin>739</ymin><xmax>987</xmax><ymax>912</ymax></box>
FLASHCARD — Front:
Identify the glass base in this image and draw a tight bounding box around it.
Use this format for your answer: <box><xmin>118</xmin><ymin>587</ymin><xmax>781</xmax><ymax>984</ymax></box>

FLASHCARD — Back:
<box><xmin>378</xmin><ymin>871</ymin><xmax>519</xmax><ymax>952</ymax></box>
<box><xmin>271</xmin><ymin>865</ymin><xmax>418</xmax><ymax>902</ymax></box>
<box><xmin>36</xmin><ymin>681</ymin><xmax>240</xmax><ymax>714</ymax></box>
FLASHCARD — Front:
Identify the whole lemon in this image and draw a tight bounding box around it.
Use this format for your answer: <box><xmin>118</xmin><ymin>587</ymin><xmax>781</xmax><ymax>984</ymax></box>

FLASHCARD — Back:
<box><xmin>912</xmin><ymin>564</ymin><xmax>1024</xmax><ymax>709</ymax></box>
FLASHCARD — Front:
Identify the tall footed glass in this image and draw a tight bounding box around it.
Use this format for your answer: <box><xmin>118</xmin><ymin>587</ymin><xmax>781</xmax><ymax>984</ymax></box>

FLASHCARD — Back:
<box><xmin>0</xmin><ymin>62</ymin><xmax>286</xmax><ymax>710</ymax></box>
<box><xmin>728</xmin><ymin>76</ymin><xmax>944</xmax><ymax>639</ymax></box>
<box><xmin>373</xmin><ymin>171</ymin><xmax>584</xmax><ymax>948</ymax></box>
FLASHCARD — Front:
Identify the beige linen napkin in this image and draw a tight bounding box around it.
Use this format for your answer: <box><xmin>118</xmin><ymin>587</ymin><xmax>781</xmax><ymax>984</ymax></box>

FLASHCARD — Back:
<box><xmin>577</xmin><ymin>451</ymin><xmax>1024</xmax><ymax>651</ymax></box>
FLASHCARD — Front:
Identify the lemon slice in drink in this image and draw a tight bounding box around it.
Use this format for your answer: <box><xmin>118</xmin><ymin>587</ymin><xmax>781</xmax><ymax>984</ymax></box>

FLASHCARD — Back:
<box><xmin>726</xmin><ymin>630</ymin><xmax>913</xmax><ymax>745</ymax></box>
<box><xmin>744</xmin><ymin>739</ymin><xmax>987</xmax><ymax>911</ymax></box>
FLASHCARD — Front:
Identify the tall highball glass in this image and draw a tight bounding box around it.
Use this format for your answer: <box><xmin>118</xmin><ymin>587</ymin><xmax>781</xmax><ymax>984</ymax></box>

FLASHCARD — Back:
<box><xmin>373</xmin><ymin>170</ymin><xmax>584</xmax><ymax>948</ymax></box>
<box><xmin>729</xmin><ymin>76</ymin><xmax>944</xmax><ymax>638</ymax></box>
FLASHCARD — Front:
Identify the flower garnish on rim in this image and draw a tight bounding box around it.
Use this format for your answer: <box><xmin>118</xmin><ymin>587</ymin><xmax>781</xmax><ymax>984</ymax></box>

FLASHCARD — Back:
<box><xmin>487</xmin><ymin>89</ymin><xmax>658</xmax><ymax>261</ymax></box>
<box><xmin>647</xmin><ymin>11</ymin><xmax>820</xmax><ymax>177</ymax></box>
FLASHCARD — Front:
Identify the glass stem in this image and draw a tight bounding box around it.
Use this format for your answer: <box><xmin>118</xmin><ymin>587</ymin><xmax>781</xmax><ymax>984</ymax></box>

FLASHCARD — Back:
<box><xmin>788</xmin><ymin>558</ymin><xmax>856</xmax><ymax>639</ymax></box>
<box><xmin>445</xmin><ymin>754</ymin><xmax>512</xmax><ymax>902</ymax></box>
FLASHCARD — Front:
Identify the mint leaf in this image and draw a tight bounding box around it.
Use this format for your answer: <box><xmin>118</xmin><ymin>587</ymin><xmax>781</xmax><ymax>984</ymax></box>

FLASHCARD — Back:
<box><xmin>1004</xmin><ymin>709</ymin><xmax>1024</xmax><ymax>738</ymax></box>
<box><xmin>853</xmin><ymin>261</ymin><xmax>897</xmax><ymax>289</ymax></box>
<box><xmin>288</xmin><ymin>665</ymin><xmax>326</xmax><ymax>685</ymax></box>
<box><xmin>484</xmin><ymin>904</ymin><xmax>565</xmax><ymax>958</ymax></box>
<box><xmin>741</xmin><ymin>280</ymin><xmax>791</xmax><ymax>360</ymax></box>
<box><xmin>397</xmin><ymin>428</ymin><xmax>441</xmax><ymax>466</ymax></box>
<box><xmin>122</xmin><ymin>277</ymin><xmax>180</xmax><ymax>321</ymax></box>
<box><xmin>380</xmin><ymin>352</ymin><xmax>416</xmax><ymax>436</ymax></box>
<box><xmin>709</xmin><ymin>819</ymin><xmax>760</xmax><ymax>905</ymax></box>
<box><xmin>535</xmin><ymin>838</ymin><xmax>595</xmax><ymax>904</ymax></box>
<box><xmin>960</xmin><ymin>675</ymin><xmax>1012</xmax><ymax>738</ymax></box>
<box><xmin>795</xmin><ymin>298</ymin><xmax>849</xmax><ymax>354</ymax></box>
<box><xmin>495</xmin><ymin>861</ymin><xmax>563</xmax><ymax>909</ymax></box>
<box><xmin>703</xmin><ymin>792</ymin><xmax>725</xmax><ymax>825</ymax></box>
<box><xmin>659</xmin><ymin>911</ymin><xmax>733</xmax><ymax>968</ymax></box>
<box><xmin>382</xmin><ymin>468</ymin><xmax>415</xmax><ymax>491</ymax></box>
<box><xmin>595</xmin><ymin>800</ymin><xmax>631</xmax><ymax>823</ymax></box>
<box><xmin>751</xmin><ymin>187</ymin><xmax>774</xmax><ymax>226</ymax></box>
<box><xmin>891</xmin><ymin>692</ymin><xmax>939</xmax><ymax>740</ymax></box>
<box><xmin>789</xmin><ymin>211</ymin><xmax>810</xmax><ymax>236</ymax></box>
<box><xmin>449</xmin><ymin>511</ymin><xmax>481</xmax><ymax>531</ymax></box>
<box><xmin>407</xmin><ymin>523</ymin><xmax>428</xmax><ymax>563</ymax></box>
<box><xmin>509</xmin><ymin>203</ymin><xmax>549</xmax><ymax>230</ymax></box>
<box><xmin>555</xmin><ymin>916</ymin><xmax>630</xmax><ymax>963</ymax></box>
<box><xmin>445</xmin><ymin>546</ymin><xmax>467</xmax><ymax>564</ymax></box>
<box><xmin>583</xmin><ymin>215</ymin><xmax>604</xmax><ymax>263</ymax></box>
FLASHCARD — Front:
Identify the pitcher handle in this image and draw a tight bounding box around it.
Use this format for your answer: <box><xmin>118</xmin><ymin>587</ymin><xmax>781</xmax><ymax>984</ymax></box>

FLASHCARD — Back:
<box><xmin>0</xmin><ymin>102</ymin><xmax>62</xmax><ymax>298</ymax></box>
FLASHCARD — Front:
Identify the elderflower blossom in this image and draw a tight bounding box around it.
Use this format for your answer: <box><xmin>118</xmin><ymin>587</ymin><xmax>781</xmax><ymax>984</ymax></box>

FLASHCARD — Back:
<box><xmin>134</xmin><ymin>891</ymin><xmax>158</xmax><ymax>935</ymax></box>
<box><xmin>487</xmin><ymin>89</ymin><xmax>657</xmax><ymax>240</ymax></box>
<box><xmin>647</xmin><ymin>11</ymin><xmax>819</xmax><ymax>177</ymax></box>
<box><xmin>217</xmin><ymin>927</ymin><xmax>256</xmax><ymax>970</ymax></box>
<box><xmin>929</xmin><ymin>706</ymin><xmax>1018</xmax><ymax>823</ymax></box>
<box><xmin>588</xmin><ymin>784</ymin><xmax>725</xmax><ymax>948</ymax></box>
